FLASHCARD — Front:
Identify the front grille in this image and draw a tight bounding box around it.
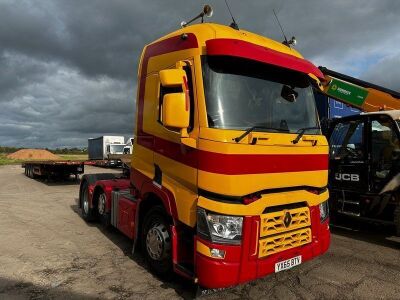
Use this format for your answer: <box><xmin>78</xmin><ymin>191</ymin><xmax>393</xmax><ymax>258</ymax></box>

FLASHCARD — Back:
<box><xmin>258</xmin><ymin>228</ymin><xmax>312</xmax><ymax>258</ymax></box>
<box><xmin>258</xmin><ymin>206</ymin><xmax>312</xmax><ymax>257</ymax></box>
<box><xmin>260</xmin><ymin>207</ymin><xmax>311</xmax><ymax>237</ymax></box>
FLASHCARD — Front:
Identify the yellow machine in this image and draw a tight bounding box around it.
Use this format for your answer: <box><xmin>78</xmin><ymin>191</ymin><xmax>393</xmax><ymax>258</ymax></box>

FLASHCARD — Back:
<box><xmin>320</xmin><ymin>67</ymin><xmax>400</xmax><ymax>112</ymax></box>
<box><xmin>318</xmin><ymin>67</ymin><xmax>400</xmax><ymax>233</ymax></box>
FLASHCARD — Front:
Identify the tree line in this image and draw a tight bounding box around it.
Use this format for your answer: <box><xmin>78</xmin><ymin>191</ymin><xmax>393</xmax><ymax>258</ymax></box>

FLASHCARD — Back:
<box><xmin>0</xmin><ymin>146</ymin><xmax>87</xmax><ymax>154</ymax></box>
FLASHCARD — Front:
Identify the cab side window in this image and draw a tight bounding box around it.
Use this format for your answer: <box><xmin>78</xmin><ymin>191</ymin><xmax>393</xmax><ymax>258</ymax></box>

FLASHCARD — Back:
<box><xmin>329</xmin><ymin>120</ymin><xmax>364</xmax><ymax>160</ymax></box>
<box><xmin>371</xmin><ymin>117</ymin><xmax>400</xmax><ymax>170</ymax></box>
<box><xmin>183</xmin><ymin>64</ymin><xmax>195</xmax><ymax>132</ymax></box>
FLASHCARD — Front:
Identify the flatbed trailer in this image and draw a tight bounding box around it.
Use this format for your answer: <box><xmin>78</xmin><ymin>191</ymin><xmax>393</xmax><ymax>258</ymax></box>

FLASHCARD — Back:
<box><xmin>86</xmin><ymin>154</ymin><xmax>131</xmax><ymax>168</ymax></box>
<box><xmin>85</xmin><ymin>159</ymin><xmax>121</xmax><ymax>168</ymax></box>
<box><xmin>23</xmin><ymin>161</ymin><xmax>84</xmax><ymax>180</ymax></box>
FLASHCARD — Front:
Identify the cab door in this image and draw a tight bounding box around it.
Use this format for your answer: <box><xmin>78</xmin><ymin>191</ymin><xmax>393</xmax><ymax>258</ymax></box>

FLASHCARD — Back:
<box><xmin>329</xmin><ymin>117</ymin><xmax>368</xmax><ymax>192</ymax></box>
<box><xmin>368</xmin><ymin>115</ymin><xmax>400</xmax><ymax>193</ymax></box>
<box><xmin>153</xmin><ymin>60</ymin><xmax>199</xmax><ymax>227</ymax></box>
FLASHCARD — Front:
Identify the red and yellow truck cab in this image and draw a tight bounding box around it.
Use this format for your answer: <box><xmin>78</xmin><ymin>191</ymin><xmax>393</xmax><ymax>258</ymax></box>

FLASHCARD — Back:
<box><xmin>79</xmin><ymin>22</ymin><xmax>330</xmax><ymax>289</ymax></box>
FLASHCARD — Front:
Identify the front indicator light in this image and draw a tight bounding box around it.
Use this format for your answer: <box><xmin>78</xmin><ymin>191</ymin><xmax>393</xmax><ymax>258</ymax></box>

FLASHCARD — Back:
<box><xmin>319</xmin><ymin>200</ymin><xmax>329</xmax><ymax>222</ymax></box>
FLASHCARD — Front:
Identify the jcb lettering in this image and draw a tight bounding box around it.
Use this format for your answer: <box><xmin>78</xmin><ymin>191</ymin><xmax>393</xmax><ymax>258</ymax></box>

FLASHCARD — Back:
<box><xmin>335</xmin><ymin>173</ymin><xmax>360</xmax><ymax>182</ymax></box>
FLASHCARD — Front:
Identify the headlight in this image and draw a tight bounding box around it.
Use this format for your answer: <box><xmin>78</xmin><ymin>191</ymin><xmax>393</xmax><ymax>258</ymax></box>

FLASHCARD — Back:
<box><xmin>197</xmin><ymin>208</ymin><xmax>243</xmax><ymax>244</ymax></box>
<box><xmin>319</xmin><ymin>200</ymin><xmax>329</xmax><ymax>222</ymax></box>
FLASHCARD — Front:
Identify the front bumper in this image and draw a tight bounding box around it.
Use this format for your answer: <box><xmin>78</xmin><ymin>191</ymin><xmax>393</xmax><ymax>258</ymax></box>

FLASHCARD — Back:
<box><xmin>195</xmin><ymin>205</ymin><xmax>330</xmax><ymax>289</ymax></box>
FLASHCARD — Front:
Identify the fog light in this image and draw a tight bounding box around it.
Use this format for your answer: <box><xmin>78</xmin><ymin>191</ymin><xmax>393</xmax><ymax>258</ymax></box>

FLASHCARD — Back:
<box><xmin>210</xmin><ymin>248</ymin><xmax>226</xmax><ymax>259</ymax></box>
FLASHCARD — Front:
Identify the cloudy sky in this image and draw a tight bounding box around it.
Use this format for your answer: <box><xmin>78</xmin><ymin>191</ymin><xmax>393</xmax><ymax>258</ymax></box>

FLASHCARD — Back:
<box><xmin>1</xmin><ymin>0</ymin><xmax>399</xmax><ymax>148</ymax></box>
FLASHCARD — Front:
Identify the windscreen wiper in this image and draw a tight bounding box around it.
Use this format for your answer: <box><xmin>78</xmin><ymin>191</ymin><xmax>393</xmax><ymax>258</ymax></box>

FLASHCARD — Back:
<box><xmin>292</xmin><ymin>127</ymin><xmax>320</xmax><ymax>144</ymax></box>
<box><xmin>234</xmin><ymin>126</ymin><xmax>289</xmax><ymax>143</ymax></box>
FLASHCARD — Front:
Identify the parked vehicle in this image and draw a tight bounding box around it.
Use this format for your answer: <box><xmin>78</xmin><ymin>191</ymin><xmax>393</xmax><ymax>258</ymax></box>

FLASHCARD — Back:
<box><xmin>88</xmin><ymin>136</ymin><xmax>125</xmax><ymax>159</ymax></box>
<box><xmin>123</xmin><ymin>137</ymin><xmax>134</xmax><ymax>154</ymax></box>
<box><xmin>78</xmin><ymin>6</ymin><xmax>330</xmax><ymax>289</ymax></box>
<box><xmin>317</xmin><ymin>67</ymin><xmax>400</xmax><ymax>234</ymax></box>
<box><xmin>23</xmin><ymin>161</ymin><xmax>84</xmax><ymax>181</ymax></box>
<box><xmin>88</xmin><ymin>136</ymin><xmax>126</xmax><ymax>167</ymax></box>
<box><xmin>328</xmin><ymin>112</ymin><xmax>400</xmax><ymax>234</ymax></box>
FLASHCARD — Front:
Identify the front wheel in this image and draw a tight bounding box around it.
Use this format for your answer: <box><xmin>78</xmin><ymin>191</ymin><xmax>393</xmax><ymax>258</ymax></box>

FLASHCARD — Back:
<box><xmin>141</xmin><ymin>206</ymin><xmax>172</xmax><ymax>276</ymax></box>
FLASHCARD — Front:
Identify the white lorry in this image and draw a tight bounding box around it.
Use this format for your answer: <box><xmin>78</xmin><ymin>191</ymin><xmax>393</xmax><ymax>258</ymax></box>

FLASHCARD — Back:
<box><xmin>123</xmin><ymin>137</ymin><xmax>134</xmax><ymax>154</ymax></box>
<box><xmin>88</xmin><ymin>136</ymin><xmax>126</xmax><ymax>167</ymax></box>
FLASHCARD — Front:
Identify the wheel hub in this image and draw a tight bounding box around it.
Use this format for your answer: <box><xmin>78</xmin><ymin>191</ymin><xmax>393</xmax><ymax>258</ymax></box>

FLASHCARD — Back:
<box><xmin>146</xmin><ymin>224</ymin><xmax>170</xmax><ymax>260</ymax></box>
<box><xmin>98</xmin><ymin>193</ymin><xmax>106</xmax><ymax>215</ymax></box>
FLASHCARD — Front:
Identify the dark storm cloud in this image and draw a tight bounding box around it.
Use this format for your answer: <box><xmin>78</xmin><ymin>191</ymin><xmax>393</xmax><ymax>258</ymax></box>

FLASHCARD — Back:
<box><xmin>362</xmin><ymin>54</ymin><xmax>400</xmax><ymax>91</ymax></box>
<box><xmin>0</xmin><ymin>52</ymin><xmax>56</xmax><ymax>101</ymax></box>
<box><xmin>0</xmin><ymin>0</ymin><xmax>399</xmax><ymax>148</ymax></box>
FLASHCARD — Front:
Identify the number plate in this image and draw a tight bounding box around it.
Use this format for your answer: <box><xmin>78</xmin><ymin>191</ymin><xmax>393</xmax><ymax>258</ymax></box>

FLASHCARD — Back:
<box><xmin>275</xmin><ymin>255</ymin><xmax>302</xmax><ymax>273</ymax></box>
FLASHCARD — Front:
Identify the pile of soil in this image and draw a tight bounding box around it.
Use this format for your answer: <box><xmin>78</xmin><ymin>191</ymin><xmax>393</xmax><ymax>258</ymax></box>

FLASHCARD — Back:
<box><xmin>7</xmin><ymin>149</ymin><xmax>61</xmax><ymax>160</ymax></box>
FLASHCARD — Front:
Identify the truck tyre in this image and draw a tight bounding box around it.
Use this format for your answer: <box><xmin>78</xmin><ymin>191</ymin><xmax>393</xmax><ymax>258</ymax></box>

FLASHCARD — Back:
<box><xmin>142</xmin><ymin>206</ymin><xmax>172</xmax><ymax>276</ymax></box>
<box><xmin>80</xmin><ymin>181</ymin><xmax>95</xmax><ymax>222</ymax></box>
<box><xmin>394</xmin><ymin>204</ymin><xmax>400</xmax><ymax>236</ymax></box>
<box><xmin>31</xmin><ymin>166</ymin><xmax>36</xmax><ymax>179</ymax></box>
<box><xmin>97</xmin><ymin>191</ymin><xmax>110</xmax><ymax>227</ymax></box>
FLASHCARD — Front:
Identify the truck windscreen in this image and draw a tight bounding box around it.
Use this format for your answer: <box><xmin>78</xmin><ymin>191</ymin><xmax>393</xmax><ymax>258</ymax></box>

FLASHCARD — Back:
<box><xmin>202</xmin><ymin>56</ymin><xmax>319</xmax><ymax>134</ymax></box>
<box><xmin>110</xmin><ymin>144</ymin><xmax>125</xmax><ymax>153</ymax></box>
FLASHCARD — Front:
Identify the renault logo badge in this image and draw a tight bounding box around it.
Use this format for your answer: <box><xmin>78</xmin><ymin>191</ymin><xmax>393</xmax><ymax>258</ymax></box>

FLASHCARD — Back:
<box><xmin>283</xmin><ymin>211</ymin><xmax>292</xmax><ymax>228</ymax></box>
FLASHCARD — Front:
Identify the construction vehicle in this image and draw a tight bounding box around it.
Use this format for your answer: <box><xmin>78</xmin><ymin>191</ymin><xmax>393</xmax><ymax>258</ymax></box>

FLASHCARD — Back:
<box><xmin>78</xmin><ymin>6</ymin><xmax>330</xmax><ymax>289</ymax></box>
<box><xmin>318</xmin><ymin>67</ymin><xmax>400</xmax><ymax>234</ymax></box>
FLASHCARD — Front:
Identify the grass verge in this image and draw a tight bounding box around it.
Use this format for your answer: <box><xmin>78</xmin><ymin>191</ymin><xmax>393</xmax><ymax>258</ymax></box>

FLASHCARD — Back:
<box><xmin>0</xmin><ymin>153</ymin><xmax>21</xmax><ymax>166</ymax></box>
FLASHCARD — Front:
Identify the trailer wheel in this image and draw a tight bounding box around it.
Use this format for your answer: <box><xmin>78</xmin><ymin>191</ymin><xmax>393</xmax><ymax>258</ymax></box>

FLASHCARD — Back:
<box><xmin>394</xmin><ymin>204</ymin><xmax>400</xmax><ymax>236</ymax></box>
<box><xmin>81</xmin><ymin>181</ymin><xmax>95</xmax><ymax>222</ymax></box>
<box><xmin>97</xmin><ymin>191</ymin><xmax>110</xmax><ymax>227</ymax></box>
<box><xmin>142</xmin><ymin>206</ymin><xmax>172</xmax><ymax>276</ymax></box>
<box><xmin>31</xmin><ymin>166</ymin><xmax>36</xmax><ymax>179</ymax></box>
<box><xmin>30</xmin><ymin>166</ymin><xmax>36</xmax><ymax>179</ymax></box>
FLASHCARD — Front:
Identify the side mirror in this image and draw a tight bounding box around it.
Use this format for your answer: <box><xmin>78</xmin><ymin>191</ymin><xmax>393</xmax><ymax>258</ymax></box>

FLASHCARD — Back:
<box><xmin>162</xmin><ymin>93</ymin><xmax>189</xmax><ymax>129</ymax></box>
<box><xmin>159</xmin><ymin>68</ymin><xmax>190</xmax><ymax>130</ymax></box>
<box><xmin>159</xmin><ymin>69</ymin><xmax>186</xmax><ymax>87</ymax></box>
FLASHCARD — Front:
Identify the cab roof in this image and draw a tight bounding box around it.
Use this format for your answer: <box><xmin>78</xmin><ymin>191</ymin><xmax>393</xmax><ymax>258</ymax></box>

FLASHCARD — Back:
<box><xmin>151</xmin><ymin>23</ymin><xmax>304</xmax><ymax>59</ymax></box>
<box><xmin>361</xmin><ymin>110</ymin><xmax>400</xmax><ymax>120</ymax></box>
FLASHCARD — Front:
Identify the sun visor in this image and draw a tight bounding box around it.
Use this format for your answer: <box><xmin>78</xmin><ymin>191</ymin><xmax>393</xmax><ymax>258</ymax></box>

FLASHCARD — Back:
<box><xmin>206</xmin><ymin>39</ymin><xmax>324</xmax><ymax>80</ymax></box>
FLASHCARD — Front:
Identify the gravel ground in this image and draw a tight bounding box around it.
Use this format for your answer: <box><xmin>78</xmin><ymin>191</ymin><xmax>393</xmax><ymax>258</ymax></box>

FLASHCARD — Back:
<box><xmin>0</xmin><ymin>164</ymin><xmax>399</xmax><ymax>300</ymax></box>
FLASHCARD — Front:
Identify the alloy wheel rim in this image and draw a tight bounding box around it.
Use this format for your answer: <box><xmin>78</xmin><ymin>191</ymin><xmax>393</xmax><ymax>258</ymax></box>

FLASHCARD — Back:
<box><xmin>146</xmin><ymin>223</ymin><xmax>170</xmax><ymax>260</ymax></box>
<box><xmin>98</xmin><ymin>194</ymin><xmax>106</xmax><ymax>215</ymax></box>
